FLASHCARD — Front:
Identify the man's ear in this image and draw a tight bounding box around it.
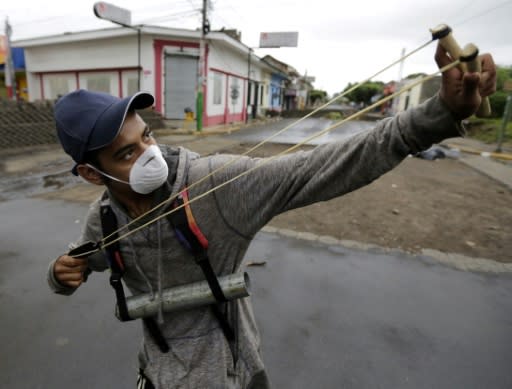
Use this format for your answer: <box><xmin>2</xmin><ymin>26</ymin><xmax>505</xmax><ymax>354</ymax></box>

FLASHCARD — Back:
<box><xmin>76</xmin><ymin>164</ymin><xmax>105</xmax><ymax>186</ymax></box>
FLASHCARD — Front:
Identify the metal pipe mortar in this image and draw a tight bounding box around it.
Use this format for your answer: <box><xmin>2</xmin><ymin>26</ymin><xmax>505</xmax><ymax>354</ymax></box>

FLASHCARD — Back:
<box><xmin>115</xmin><ymin>272</ymin><xmax>251</xmax><ymax>320</ymax></box>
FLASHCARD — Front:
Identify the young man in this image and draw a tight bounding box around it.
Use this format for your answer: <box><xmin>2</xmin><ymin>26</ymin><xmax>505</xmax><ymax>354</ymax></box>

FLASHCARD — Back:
<box><xmin>48</xmin><ymin>45</ymin><xmax>496</xmax><ymax>388</ymax></box>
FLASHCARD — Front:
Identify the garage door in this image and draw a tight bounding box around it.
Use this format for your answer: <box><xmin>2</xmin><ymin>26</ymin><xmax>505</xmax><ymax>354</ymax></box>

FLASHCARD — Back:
<box><xmin>164</xmin><ymin>54</ymin><xmax>198</xmax><ymax>119</ymax></box>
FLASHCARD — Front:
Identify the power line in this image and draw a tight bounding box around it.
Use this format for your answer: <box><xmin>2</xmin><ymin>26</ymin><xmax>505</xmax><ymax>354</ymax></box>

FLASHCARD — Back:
<box><xmin>208</xmin><ymin>41</ymin><xmax>243</xmax><ymax>75</ymax></box>
<box><xmin>132</xmin><ymin>0</ymin><xmax>192</xmax><ymax>13</ymax></box>
<box><xmin>445</xmin><ymin>0</ymin><xmax>479</xmax><ymax>23</ymax></box>
<box><xmin>453</xmin><ymin>0</ymin><xmax>512</xmax><ymax>27</ymax></box>
<box><xmin>4</xmin><ymin>1</ymin><xmax>197</xmax><ymax>30</ymax></box>
<box><xmin>215</xmin><ymin>1</ymin><xmax>249</xmax><ymax>24</ymax></box>
<box><xmin>211</xmin><ymin>12</ymin><xmax>235</xmax><ymax>30</ymax></box>
<box><xmin>138</xmin><ymin>9</ymin><xmax>199</xmax><ymax>24</ymax></box>
<box><xmin>11</xmin><ymin>14</ymin><xmax>79</xmax><ymax>28</ymax></box>
<box><xmin>186</xmin><ymin>0</ymin><xmax>201</xmax><ymax>10</ymax></box>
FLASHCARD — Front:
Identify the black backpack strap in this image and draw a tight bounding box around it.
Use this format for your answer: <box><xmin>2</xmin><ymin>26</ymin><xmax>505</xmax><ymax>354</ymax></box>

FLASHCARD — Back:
<box><xmin>99</xmin><ymin>202</ymin><xmax>130</xmax><ymax>321</ymax></box>
<box><xmin>167</xmin><ymin>190</ymin><xmax>235</xmax><ymax>343</ymax></box>
<box><xmin>99</xmin><ymin>194</ymin><xmax>169</xmax><ymax>353</ymax></box>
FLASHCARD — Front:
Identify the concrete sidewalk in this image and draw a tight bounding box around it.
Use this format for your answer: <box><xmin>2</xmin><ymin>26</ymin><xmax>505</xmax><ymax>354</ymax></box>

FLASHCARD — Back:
<box><xmin>458</xmin><ymin>156</ymin><xmax>512</xmax><ymax>191</ymax></box>
<box><xmin>442</xmin><ymin>137</ymin><xmax>512</xmax><ymax>191</ymax></box>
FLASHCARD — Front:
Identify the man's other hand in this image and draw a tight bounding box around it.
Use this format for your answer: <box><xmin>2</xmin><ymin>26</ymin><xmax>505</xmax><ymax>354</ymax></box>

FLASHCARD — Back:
<box><xmin>54</xmin><ymin>255</ymin><xmax>88</xmax><ymax>288</ymax></box>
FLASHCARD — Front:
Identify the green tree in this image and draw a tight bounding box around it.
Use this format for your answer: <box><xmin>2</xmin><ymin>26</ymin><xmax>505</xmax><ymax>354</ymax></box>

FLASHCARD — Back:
<box><xmin>341</xmin><ymin>81</ymin><xmax>384</xmax><ymax>105</ymax></box>
<box><xmin>309</xmin><ymin>89</ymin><xmax>328</xmax><ymax>105</ymax></box>
<box><xmin>496</xmin><ymin>66</ymin><xmax>512</xmax><ymax>90</ymax></box>
<box><xmin>490</xmin><ymin>65</ymin><xmax>512</xmax><ymax>117</ymax></box>
<box><xmin>404</xmin><ymin>72</ymin><xmax>427</xmax><ymax>79</ymax></box>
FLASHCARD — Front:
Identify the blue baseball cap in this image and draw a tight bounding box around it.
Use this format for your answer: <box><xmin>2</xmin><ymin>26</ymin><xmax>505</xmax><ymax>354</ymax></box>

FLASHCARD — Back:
<box><xmin>54</xmin><ymin>89</ymin><xmax>154</xmax><ymax>175</ymax></box>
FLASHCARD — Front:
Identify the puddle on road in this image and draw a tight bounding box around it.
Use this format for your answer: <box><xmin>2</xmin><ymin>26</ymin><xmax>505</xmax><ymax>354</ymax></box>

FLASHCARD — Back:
<box><xmin>1</xmin><ymin>170</ymin><xmax>81</xmax><ymax>201</ymax></box>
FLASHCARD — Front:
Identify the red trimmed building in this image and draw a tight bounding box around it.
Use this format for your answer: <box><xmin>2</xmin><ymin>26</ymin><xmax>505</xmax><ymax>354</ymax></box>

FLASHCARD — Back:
<box><xmin>14</xmin><ymin>26</ymin><xmax>290</xmax><ymax>126</ymax></box>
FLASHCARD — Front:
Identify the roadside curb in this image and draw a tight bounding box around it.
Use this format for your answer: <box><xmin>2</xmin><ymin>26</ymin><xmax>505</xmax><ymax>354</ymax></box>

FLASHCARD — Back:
<box><xmin>261</xmin><ymin>226</ymin><xmax>512</xmax><ymax>274</ymax></box>
<box><xmin>458</xmin><ymin>156</ymin><xmax>512</xmax><ymax>191</ymax></box>
<box><xmin>446</xmin><ymin>143</ymin><xmax>512</xmax><ymax>161</ymax></box>
<box><xmin>442</xmin><ymin>140</ymin><xmax>512</xmax><ymax>191</ymax></box>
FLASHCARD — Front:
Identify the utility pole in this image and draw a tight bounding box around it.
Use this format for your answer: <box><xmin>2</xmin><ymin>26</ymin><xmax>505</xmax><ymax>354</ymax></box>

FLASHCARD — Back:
<box><xmin>196</xmin><ymin>0</ymin><xmax>209</xmax><ymax>131</ymax></box>
<box><xmin>391</xmin><ymin>47</ymin><xmax>406</xmax><ymax>115</ymax></box>
<box><xmin>246</xmin><ymin>48</ymin><xmax>252</xmax><ymax>123</ymax></box>
<box><xmin>496</xmin><ymin>95</ymin><xmax>512</xmax><ymax>153</ymax></box>
<box><xmin>4</xmin><ymin>18</ymin><xmax>17</xmax><ymax>101</ymax></box>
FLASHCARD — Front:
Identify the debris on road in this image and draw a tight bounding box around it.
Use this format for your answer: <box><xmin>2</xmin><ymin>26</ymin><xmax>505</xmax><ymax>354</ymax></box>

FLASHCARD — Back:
<box><xmin>246</xmin><ymin>260</ymin><xmax>267</xmax><ymax>267</ymax></box>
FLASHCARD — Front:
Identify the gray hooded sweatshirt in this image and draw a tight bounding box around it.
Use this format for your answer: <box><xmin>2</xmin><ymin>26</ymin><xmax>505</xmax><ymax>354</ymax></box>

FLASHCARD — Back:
<box><xmin>48</xmin><ymin>95</ymin><xmax>462</xmax><ymax>388</ymax></box>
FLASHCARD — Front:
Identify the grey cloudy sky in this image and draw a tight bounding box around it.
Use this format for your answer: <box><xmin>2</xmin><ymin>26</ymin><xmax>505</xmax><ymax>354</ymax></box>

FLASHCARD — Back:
<box><xmin>2</xmin><ymin>0</ymin><xmax>511</xmax><ymax>95</ymax></box>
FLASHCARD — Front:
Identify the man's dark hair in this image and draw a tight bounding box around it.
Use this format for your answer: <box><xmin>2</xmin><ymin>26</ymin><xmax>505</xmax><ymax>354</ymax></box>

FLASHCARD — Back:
<box><xmin>83</xmin><ymin>148</ymin><xmax>102</xmax><ymax>169</ymax></box>
<box><xmin>83</xmin><ymin>148</ymin><xmax>110</xmax><ymax>183</ymax></box>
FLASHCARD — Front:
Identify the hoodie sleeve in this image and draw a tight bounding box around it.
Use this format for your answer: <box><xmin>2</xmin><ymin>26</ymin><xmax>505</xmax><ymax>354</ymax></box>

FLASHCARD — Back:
<box><xmin>47</xmin><ymin>198</ymin><xmax>109</xmax><ymax>295</ymax></box>
<box><xmin>197</xmin><ymin>94</ymin><xmax>463</xmax><ymax>238</ymax></box>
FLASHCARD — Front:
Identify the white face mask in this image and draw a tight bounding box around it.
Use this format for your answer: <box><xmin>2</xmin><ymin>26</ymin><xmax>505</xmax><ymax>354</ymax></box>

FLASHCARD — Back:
<box><xmin>88</xmin><ymin>145</ymin><xmax>169</xmax><ymax>194</ymax></box>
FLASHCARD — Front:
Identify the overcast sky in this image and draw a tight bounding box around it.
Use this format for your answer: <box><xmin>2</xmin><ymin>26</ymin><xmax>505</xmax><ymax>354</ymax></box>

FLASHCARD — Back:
<box><xmin>2</xmin><ymin>0</ymin><xmax>511</xmax><ymax>95</ymax></box>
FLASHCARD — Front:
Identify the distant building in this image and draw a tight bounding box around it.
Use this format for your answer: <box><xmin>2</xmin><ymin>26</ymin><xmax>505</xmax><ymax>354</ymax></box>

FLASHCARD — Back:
<box><xmin>393</xmin><ymin>76</ymin><xmax>441</xmax><ymax>113</ymax></box>
<box><xmin>261</xmin><ymin>55</ymin><xmax>289</xmax><ymax>112</ymax></box>
<box><xmin>13</xmin><ymin>26</ymin><xmax>301</xmax><ymax>125</ymax></box>
<box><xmin>262</xmin><ymin>55</ymin><xmax>315</xmax><ymax>111</ymax></box>
<box><xmin>0</xmin><ymin>46</ymin><xmax>28</xmax><ymax>100</ymax></box>
<box><xmin>380</xmin><ymin>81</ymin><xmax>396</xmax><ymax>115</ymax></box>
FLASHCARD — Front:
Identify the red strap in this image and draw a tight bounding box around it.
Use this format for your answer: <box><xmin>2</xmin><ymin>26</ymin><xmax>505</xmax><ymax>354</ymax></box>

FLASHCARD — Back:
<box><xmin>114</xmin><ymin>251</ymin><xmax>125</xmax><ymax>272</ymax></box>
<box><xmin>180</xmin><ymin>190</ymin><xmax>209</xmax><ymax>249</ymax></box>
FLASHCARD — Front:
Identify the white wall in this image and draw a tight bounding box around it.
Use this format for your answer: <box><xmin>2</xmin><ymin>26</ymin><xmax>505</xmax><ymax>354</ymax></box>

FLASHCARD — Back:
<box><xmin>25</xmin><ymin>34</ymin><xmax>140</xmax><ymax>72</ymax></box>
<box><xmin>206</xmin><ymin>42</ymin><xmax>248</xmax><ymax>118</ymax></box>
<box><xmin>208</xmin><ymin>41</ymin><xmax>249</xmax><ymax>78</ymax></box>
<box><xmin>207</xmin><ymin>41</ymin><xmax>273</xmax><ymax>118</ymax></box>
<box><xmin>260</xmin><ymin>74</ymin><xmax>271</xmax><ymax>109</ymax></box>
<box><xmin>396</xmin><ymin>77</ymin><xmax>423</xmax><ymax>112</ymax></box>
<box><xmin>24</xmin><ymin>34</ymin><xmax>156</xmax><ymax>100</ymax></box>
<box><xmin>139</xmin><ymin>35</ymin><xmax>155</xmax><ymax>93</ymax></box>
<box><xmin>21</xmin><ymin>30</ymin><xmax>276</xmax><ymax>123</ymax></box>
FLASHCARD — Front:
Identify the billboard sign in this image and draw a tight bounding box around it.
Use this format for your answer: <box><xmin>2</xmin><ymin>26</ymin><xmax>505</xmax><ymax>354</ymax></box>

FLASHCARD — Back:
<box><xmin>259</xmin><ymin>32</ymin><xmax>298</xmax><ymax>48</ymax></box>
<box><xmin>93</xmin><ymin>2</ymin><xmax>132</xmax><ymax>26</ymax></box>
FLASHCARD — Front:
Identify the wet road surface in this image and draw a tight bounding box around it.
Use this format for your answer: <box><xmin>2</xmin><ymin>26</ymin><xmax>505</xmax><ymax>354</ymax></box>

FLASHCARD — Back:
<box><xmin>224</xmin><ymin>118</ymin><xmax>376</xmax><ymax>145</ymax></box>
<box><xmin>1</xmin><ymin>198</ymin><xmax>511</xmax><ymax>388</ymax></box>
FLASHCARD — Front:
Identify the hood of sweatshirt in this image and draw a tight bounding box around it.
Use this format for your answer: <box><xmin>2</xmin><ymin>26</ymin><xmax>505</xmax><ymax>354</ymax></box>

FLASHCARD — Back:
<box><xmin>106</xmin><ymin>144</ymin><xmax>201</xmax><ymax>322</ymax></box>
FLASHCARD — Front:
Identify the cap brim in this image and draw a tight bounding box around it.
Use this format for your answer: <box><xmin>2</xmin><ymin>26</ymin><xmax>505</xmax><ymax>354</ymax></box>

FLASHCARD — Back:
<box><xmin>128</xmin><ymin>91</ymin><xmax>155</xmax><ymax>111</ymax></box>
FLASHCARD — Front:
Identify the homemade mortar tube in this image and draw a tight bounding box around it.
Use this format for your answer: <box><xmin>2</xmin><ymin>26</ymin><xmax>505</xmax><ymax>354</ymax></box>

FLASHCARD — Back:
<box><xmin>116</xmin><ymin>272</ymin><xmax>250</xmax><ymax>320</ymax></box>
<box><xmin>430</xmin><ymin>24</ymin><xmax>491</xmax><ymax>117</ymax></box>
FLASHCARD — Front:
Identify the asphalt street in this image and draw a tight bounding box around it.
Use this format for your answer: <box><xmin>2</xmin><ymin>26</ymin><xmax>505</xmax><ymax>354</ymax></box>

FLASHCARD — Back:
<box><xmin>224</xmin><ymin>118</ymin><xmax>376</xmax><ymax>145</ymax></box>
<box><xmin>1</xmin><ymin>197</ymin><xmax>511</xmax><ymax>388</ymax></box>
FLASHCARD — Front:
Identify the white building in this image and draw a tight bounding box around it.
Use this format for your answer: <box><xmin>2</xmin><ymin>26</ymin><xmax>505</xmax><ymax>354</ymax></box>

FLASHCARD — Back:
<box><xmin>13</xmin><ymin>26</ymin><xmax>278</xmax><ymax>126</ymax></box>
<box><xmin>393</xmin><ymin>76</ymin><xmax>441</xmax><ymax>113</ymax></box>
